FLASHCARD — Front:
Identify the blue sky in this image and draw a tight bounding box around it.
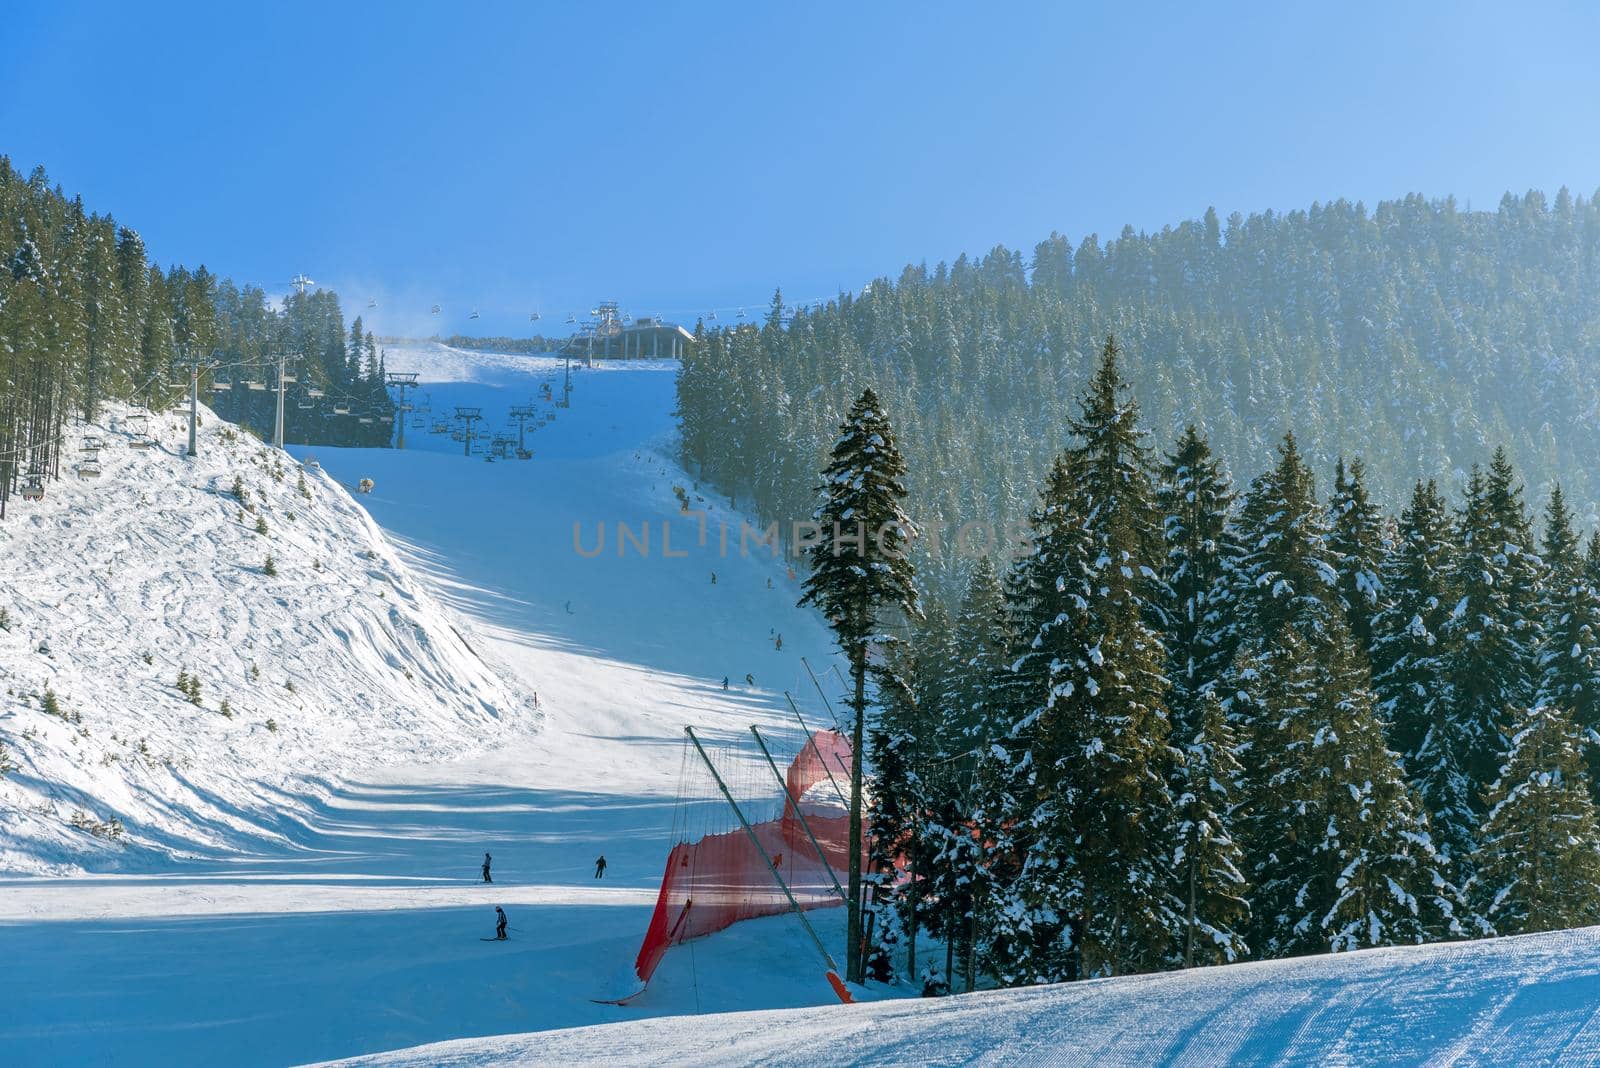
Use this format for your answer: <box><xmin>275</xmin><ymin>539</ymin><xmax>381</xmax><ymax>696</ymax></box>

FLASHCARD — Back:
<box><xmin>5</xmin><ymin>1</ymin><xmax>1600</xmax><ymax>337</ymax></box>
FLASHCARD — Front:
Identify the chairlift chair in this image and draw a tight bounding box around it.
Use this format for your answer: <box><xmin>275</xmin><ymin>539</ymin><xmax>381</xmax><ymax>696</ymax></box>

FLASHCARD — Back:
<box><xmin>210</xmin><ymin>375</ymin><xmax>232</xmax><ymax>391</ymax></box>
<box><xmin>333</xmin><ymin>403</ymin><xmax>352</xmax><ymax>416</ymax></box>
<box><xmin>368</xmin><ymin>299</ymin><xmax>378</xmax><ymax>309</ymax></box>
<box><xmin>307</xmin><ymin>387</ymin><xmax>325</xmax><ymax>398</ymax></box>
<box><xmin>77</xmin><ymin>458</ymin><xmax>102</xmax><ymax>480</ymax></box>
<box><xmin>20</xmin><ymin>473</ymin><xmax>45</xmax><ymax>501</ymax></box>
<box><xmin>246</xmin><ymin>379</ymin><xmax>267</xmax><ymax>391</ymax></box>
<box><xmin>469</xmin><ymin>309</ymin><xmax>480</xmax><ymax>320</ymax></box>
<box><xmin>530</xmin><ymin>312</ymin><xmax>541</xmax><ymax>322</ymax></box>
<box><xmin>358</xmin><ymin>415</ymin><xmax>374</xmax><ymax>425</ymax></box>
<box><xmin>431</xmin><ymin>304</ymin><xmax>441</xmax><ymax>315</ymax></box>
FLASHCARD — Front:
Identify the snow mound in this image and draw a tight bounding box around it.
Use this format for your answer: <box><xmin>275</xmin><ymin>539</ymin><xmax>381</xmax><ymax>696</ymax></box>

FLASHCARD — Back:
<box><xmin>0</xmin><ymin>403</ymin><xmax>533</xmax><ymax>874</ymax></box>
<box><xmin>332</xmin><ymin>924</ymin><xmax>1600</xmax><ymax>1066</ymax></box>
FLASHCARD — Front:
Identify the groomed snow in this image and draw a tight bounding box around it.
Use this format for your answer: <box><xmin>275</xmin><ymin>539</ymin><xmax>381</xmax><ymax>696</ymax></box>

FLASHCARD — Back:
<box><xmin>336</xmin><ymin>925</ymin><xmax>1600</xmax><ymax>1066</ymax></box>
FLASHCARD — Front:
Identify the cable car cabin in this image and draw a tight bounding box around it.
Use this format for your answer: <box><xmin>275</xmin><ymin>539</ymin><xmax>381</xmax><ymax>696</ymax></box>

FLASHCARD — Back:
<box><xmin>20</xmin><ymin>474</ymin><xmax>45</xmax><ymax>501</ymax></box>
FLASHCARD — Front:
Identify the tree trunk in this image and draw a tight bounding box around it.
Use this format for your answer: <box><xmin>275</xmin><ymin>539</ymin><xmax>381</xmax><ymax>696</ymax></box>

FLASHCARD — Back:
<box><xmin>847</xmin><ymin>646</ymin><xmax>867</xmax><ymax>982</ymax></box>
<box><xmin>1184</xmin><ymin>826</ymin><xmax>1197</xmax><ymax>968</ymax></box>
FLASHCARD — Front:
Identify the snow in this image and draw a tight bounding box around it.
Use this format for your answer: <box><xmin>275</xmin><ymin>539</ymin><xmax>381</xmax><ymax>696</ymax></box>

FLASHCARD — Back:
<box><xmin>337</xmin><ymin>925</ymin><xmax>1600</xmax><ymax>1066</ymax></box>
<box><xmin>0</xmin><ymin>342</ymin><xmax>864</xmax><ymax>1065</ymax></box>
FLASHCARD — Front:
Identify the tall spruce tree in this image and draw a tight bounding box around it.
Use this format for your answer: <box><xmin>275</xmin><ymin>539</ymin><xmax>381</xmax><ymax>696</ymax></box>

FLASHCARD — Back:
<box><xmin>799</xmin><ymin>386</ymin><xmax>919</xmax><ymax>983</ymax></box>
<box><xmin>1370</xmin><ymin>481</ymin><xmax>1475</xmax><ymax>863</ymax></box>
<box><xmin>1446</xmin><ymin>452</ymin><xmax>1543</xmax><ymax>799</ymax></box>
<box><xmin>1328</xmin><ymin>457</ymin><xmax>1387</xmax><ymax>661</ymax></box>
<box><xmin>1156</xmin><ymin>425</ymin><xmax>1240</xmax><ymax>743</ymax></box>
<box><xmin>1474</xmin><ymin>703</ymin><xmax>1600</xmax><ymax>936</ymax></box>
<box><xmin>1535</xmin><ymin>487</ymin><xmax>1600</xmax><ymax>786</ymax></box>
<box><xmin>1172</xmin><ymin>689</ymin><xmax>1249</xmax><ymax>966</ymax></box>
<box><xmin>992</xmin><ymin>338</ymin><xmax>1178</xmax><ymax>979</ymax></box>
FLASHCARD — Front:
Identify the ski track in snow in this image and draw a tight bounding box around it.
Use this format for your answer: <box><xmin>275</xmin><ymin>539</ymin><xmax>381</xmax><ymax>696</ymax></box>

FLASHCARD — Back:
<box><xmin>1</xmin><ymin>343</ymin><xmax>865</xmax><ymax>1066</ymax></box>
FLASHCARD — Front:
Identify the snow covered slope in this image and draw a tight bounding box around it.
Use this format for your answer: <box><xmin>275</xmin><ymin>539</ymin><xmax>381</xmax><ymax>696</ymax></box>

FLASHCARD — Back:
<box><xmin>2</xmin><ymin>343</ymin><xmax>870</xmax><ymax>1066</ymax></box>
<box><xmin>337</xmin><ymin>924</ymin><xmax>1600</xmax><ymax>1066</ymax></box>
<box><xmin>0</xmin><ymin>403</ymin><xmax>531</xmax><ymax>874</ymax></box>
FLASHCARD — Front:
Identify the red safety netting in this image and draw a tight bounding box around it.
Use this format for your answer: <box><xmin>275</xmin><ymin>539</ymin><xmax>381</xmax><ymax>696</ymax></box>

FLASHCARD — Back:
<box><xmin>628</xmin><ymin>729</ymin><xmax>862</xmax><ymax>997</ymax></box>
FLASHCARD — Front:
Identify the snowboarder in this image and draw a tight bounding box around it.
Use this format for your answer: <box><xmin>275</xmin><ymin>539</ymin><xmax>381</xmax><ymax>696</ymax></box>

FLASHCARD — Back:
<box><xmin>766</xmin><ymin>577</ymin><xmax>773</xmax><ymax>589</ymax></box>
<box><xmin>744</xmin><ymin>673</ymin><xmax>755</xmax><ymax>686</ymax></box>
<box><xmin>482</xmin><ymin>852</ymin><xmax>493</xmax><ymax>883</ymax></box>
<box><xmin>495</xmin><ymin>906</ymin><xmax>508</xmax><ymax>940</ymax></box>
<box><xmin>721</xmin><ymin>676</ymin><xmax>729</xmax><ymax>691</ymax></box>
<box><xmin>710</xmin><ymin>571</ymin><xmax>717</xmax><ymax>585</ymax></box>
<box><xmin>594</xmin><ymin>855</ymin><xmax>607</xmax><ymax>879</ymax></box>
<box><xmin>565</xmin><ymin>600</ymin><xmax>574</xmax><ymax>615</ymax></box>
<box><xmin>774</xmin><ymin>634</ymin><xmax>783</xmax><ymax>652</ymax></box>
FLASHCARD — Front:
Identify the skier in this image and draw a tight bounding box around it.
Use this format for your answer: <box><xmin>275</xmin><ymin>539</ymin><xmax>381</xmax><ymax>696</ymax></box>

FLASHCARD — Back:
<box><xmin>495</xmin><ymin>906</ymin><xmax>508</xmax><ymax>940</ymax></box>
<box><xmin>594</xmin><ymin>855</ymin><xmax>607</xmax><ymax>879</ymax></box>
<box><xmin>564</xmin><ymin>600</ymin><xmax>574</xmax><ymax>615</ymax></box>
<box><xmin>774</xmin><ymin>634</ymin><xmax>783</xmax><ymax>652</ymax></box>
<box><xmin>722</xmin><ymin>676</ymin><xmax>729</xmax><ymax>691</ymax></box>
<box><xmin>710</xmin><ymin>571</ymin><xmax>717</xmax><ymax>585</ymax></box>
<box><xmin>744</xmin><ymin>673</ymin><xmax>755</xmax><ymax>686</ymax></box>
<box><xmin>766</xmin><ymin>577</ymin><xmax>773</xmax><ymax>589</ymax></box>
<box><xmin>482</xmin><ymin>852</ymin><xmax>493</xmax><ymax>883</ymax></box>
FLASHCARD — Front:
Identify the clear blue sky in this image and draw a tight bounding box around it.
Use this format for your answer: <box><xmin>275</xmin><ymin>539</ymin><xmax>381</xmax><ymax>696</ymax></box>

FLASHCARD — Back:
<box><xmin>5</xmin><ymin>0</ymin><xmax>1600</xmax><ymax>338</ymax></box>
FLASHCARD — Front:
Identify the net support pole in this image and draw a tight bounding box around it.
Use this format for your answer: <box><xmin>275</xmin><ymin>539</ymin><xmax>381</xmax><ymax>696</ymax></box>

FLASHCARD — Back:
<box><xmin>750</xmin><ymin>724</ymin><xmax>847</xmax><ymax>902</ymax></box>
<box><xmin>801</xmin><ymin>656</ymin><xmax>847</xmax><ymax>735</ymax></box>
<box><xmin>685</xmin><ymin>726</ymin><xmax>840</xmax><ymax>974</ymax></box>
<box><xmin>785</xmin><ymin>692</ymin><xmax>849</xmax><ymax>806</ymax></box>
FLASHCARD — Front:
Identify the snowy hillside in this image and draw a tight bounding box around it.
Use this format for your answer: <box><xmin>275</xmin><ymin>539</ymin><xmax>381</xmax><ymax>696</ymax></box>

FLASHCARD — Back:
<box><xmin>3</xmin><ymin>343</ymin><xmax>875</xmax><ymax>1066</ymax></box>
<box><xmin>0</xmin><ymin>403</ymin><xmax>531</xmax><ymax>874</ymax></box>
<box><xmin>339</xmin><ymin>924</ymin><xmax>1600</xmax><ymax>1066</ymax></box>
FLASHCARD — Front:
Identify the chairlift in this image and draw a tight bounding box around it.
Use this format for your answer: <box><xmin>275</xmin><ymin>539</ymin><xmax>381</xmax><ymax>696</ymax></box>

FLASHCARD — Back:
<box><xmin>358</xmin><ymin>415</ymin><xmax>374</xmax><ymax>425</ymax></box>
<box><xmin>333</xmin><ymin>403</ymin><xmax>352</xmax><ymax>416</ymax></box>
<box><xmin>297</xmin><ymin>397</ymin><xmax>315</xmax><ymax>410</ymax></box>
<box><xmin>707</xmin><ymin>310</ymin><xmax>717</xmax><ymax>321</ymax></box>
<box><xmin>82</xmin><ymin>436</ymin><xmax>104</xmax><ymax>451</ymax></box>
<box><xmin>20</xmin><ymin>473</ymin><xmax>45</xmax><ymax>501</ymax></box>
<box><xmin>368</xmin><ymin>299</ymin><xmax>378</xmax><ymax>309</ymax></box>
<box><xmin>302</xmin><ymin>454</ymin><xmax>321</xmax><ymax>470</ymax></box>
<box><xmin>530</xmin><ymin>312</ymin><xmax>541</xmax><ymax>322</ymax></box>
<box><xmin>77</xmin><ymin>458</ymin><xmax>102</xmax><ymax>480</ymax></box>
<box><xmin>431</xmin><ymin>304</ymin><xmax>441</xmax><ymax>315</ymax></box>
<box><xmin>307</xmin><ymin>387</ymin><xmax>325</xmax><ymax>398</ymax></box>
<box><xmin>378</xmin><ymin>415</ymin><xmax>393</xmax><ymax>424</ymax></box>
<box><xmin>565</xmin><ymin>313</ymin><xmax>576</xmax><ymax>324</ymax></box>
<box><xmin>246</xmin><ymin>379</ymin><xmax>267</xmax><ymax>391</ymax></box>
<box><xmin>737</xmin><ymin>307</ymin><xmax>746</xmax><ymax>318</ymax></box>
<box><xmin>469</xmin><ymin>308</ymin><xmax>480</xmax><ymax>320</ymax></box>
<box><xmin>280</xmin><ymin>370</ymin><xmax>298</xmax><ymax>384</ymax></box>
<box><xmin>210</xmin><ymin>375</ymin><xmax>233</xmax><ymax>391</ymax></box>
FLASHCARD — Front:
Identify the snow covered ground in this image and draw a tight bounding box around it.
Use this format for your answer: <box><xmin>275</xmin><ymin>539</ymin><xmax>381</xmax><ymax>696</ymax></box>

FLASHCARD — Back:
<box><xmin>338</xmin><ymin>925</ymin><xmax>1600</xmax><ymax>1066</ymax></box>
<box><xmin>1</xmin><ymin>343</ymin><xmax>870</xmax><ymax>1065</ymax></box>
<box><xmin>0</xmin><ymin>401</ymin><xmax>529</xmax><ymax>874</ymax></box>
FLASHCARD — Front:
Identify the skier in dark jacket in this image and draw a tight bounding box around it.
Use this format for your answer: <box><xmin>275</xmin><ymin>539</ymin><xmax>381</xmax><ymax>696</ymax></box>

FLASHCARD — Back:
<box><xmin>594</xmin><ymin>855</ymin><xmax>607</xmax><ymax>879</ymax></box>
<box><xmin>482</xmin><ymin>852</ymin><xmax>493</xmax><ymax>883</ymax></box>
<box><xmin>495</xmin><ymin>906</ymin><xmax>507</xmax><ymax>940</ymax></box>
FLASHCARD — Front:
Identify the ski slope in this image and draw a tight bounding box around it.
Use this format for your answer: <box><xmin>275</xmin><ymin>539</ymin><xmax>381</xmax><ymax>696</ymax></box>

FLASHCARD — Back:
<box><xmin>337</xmin><ymin>924</ymin><xmax>1600</xmax><ymax>1066</ymax></box>
<box><xmin>1</xmin><ymin>343</ymin><xmax>871</xmax><ymax>1066</ymax></box>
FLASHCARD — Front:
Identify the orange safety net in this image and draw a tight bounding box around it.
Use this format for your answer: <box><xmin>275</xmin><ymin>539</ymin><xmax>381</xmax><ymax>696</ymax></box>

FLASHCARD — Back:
<box><xmin>630</xmin><ymin>729</ymin><xmax>861</xmax><ymax>993</ymax></box>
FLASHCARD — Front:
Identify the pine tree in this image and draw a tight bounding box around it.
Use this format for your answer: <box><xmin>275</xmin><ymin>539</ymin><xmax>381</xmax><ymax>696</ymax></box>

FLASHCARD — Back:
<box><xmin>1156</xmin><ymin>425</ymin><xmax>1239</xmax><ymax>743</ymax></box>
<box><xmin>1534</xmin><ymin>486</ymin><xmax>1600</xmax><ymax>787</ymax></box>
<box><xmin>1446</xmin><ymin>452</ymin><xmax>1543</xmax><ymax>799</ymax></box>
<box><xmin>992</xmin><ymin>338</ymin><xmax>1178</xmax><ymax>979</ymax></box>
<box><xmin>1370</xmin><ymin>481</ymin><xmax>1474</xmax><ymax>862</ymax></box>
<box><xmin>1328</xmin><ymin>457</ymin><xmax>1387</xmax><ymax>661</ymax></box>
<box><xmin>1172</xmin><ymin>690</ymin><xmax>1249</xmax><ymax>966</ymax></box>
<box><xmin>799</xmin><ymin>386</ymin><xmax>919</xmax><ymax>983</ymax></box>
<box><xmin>1474</xmin><ymin>704</ymin><xmax>1600</xmax><ymax>936</ymax></box>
